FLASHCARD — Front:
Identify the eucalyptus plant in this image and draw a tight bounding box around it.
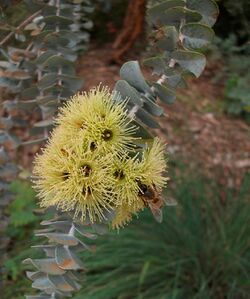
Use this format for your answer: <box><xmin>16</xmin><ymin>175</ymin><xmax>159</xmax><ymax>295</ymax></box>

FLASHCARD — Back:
<box><xmin>115</xmin><ymin>0</ymin><xmax>218</xmax><ymax>127</ymax></box>
<box><xmin>1</xmin><ymin>0</ymin><xmax>219</xmax><ymax>298</ymax></box>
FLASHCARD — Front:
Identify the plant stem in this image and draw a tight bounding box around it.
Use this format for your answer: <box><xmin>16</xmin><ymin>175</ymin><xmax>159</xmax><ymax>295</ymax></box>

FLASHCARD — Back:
<box><xmin>0</xmin><ymin>9</ymin><xmax>42</xmax><ymax>47</ymax></box>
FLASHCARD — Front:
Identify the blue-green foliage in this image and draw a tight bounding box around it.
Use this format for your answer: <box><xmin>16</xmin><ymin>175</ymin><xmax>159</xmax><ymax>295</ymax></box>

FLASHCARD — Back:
<box><xmin>0</xmin><ymin>0</ymin><xmax>92</xmax><ymax>147</ymax></box>
<box><xmin>115</xmin><ymin>0</ymin><xmax>218</xmax><ymax>131</ymax></box>
<box><xmin>77</xmin><ymin>173</ymin><xmax>250</xmax><ymax>299</ymax></box>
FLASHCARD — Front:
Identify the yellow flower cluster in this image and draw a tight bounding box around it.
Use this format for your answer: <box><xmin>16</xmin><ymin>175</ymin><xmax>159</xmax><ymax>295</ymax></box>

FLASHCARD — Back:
<box><xmin>33</xmin><ymin>86</ymin><xmax>168</xmax><ymax>229</ymax></box>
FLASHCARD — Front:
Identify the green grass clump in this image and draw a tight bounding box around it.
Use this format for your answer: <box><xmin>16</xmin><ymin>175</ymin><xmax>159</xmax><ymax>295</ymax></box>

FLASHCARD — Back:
<box><xmin>77</xmin><ymin>174</ymin><xmax>250</xmax><ymax>299</ymax></box>
<box><xmin>9</xmin><ymin>180</ymin><xmax>37</xmax><ymax>228</ymax></box>
<box><xmin>3</xmin><ymin>181</ymin><xmax>42</xmax><ymax>299</ymax></box>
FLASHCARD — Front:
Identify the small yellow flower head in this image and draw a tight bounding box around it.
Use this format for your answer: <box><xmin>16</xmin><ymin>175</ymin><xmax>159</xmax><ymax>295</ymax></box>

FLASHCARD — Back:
<box><xmin>33</xmin><ymin>139</ymin><xmax>115</xmax><ymax>223</ymax></box>
<box><xmin>111</xmin><ymin>206</ymin><xmax>132</xmax><ymax>229</ymax></box>
<box><xmin>140</xmin><ymin>138</ymin><xmax>168</xmax><ymax>189</ymax></box>
<box><xmin>111</xmin><ymin>155</ymin><xmax>143</xmax><ymax>210</ymax></box>
<box><xmin>111</xmin><ymin>201</ymin><xmax>144</xmax><ymax>229</ymax></box>
<box><xmin>110</xmin><ymin>139</ymin><xmax>167</xmax><ymax>228</ymax></box>
<box><xmin>56</xmin><ymin>86</ymin><xmax>138</xmax><ymax>154</ymax></box>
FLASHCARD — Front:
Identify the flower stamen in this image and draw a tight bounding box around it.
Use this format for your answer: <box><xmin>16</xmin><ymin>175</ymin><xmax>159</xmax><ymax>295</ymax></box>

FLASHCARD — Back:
<box><xmin>102</xmin><ymin>129</ymin><xmax>113</xmax><ymax>141</ymax></box>
<box><xmin>114</xmin><ymin>170</ymin><xmax>125</xmax><ymax>180</ymax></box>
<box><xmin>81</xmin><ymin>164</ymin><xmax>92</xmax><ymax>177</ymax></box>
<box><xmin>62</xmin><ymin>171</ymin><xmax>70</xmax><ymax>180</ymax></box>
<box><xmin>82</xmin><ymin>186</ymin><xmax>92</xmax><ymax>195</ymax></box>
<box><xmin>90</xmin><ymin>142</ymin><xmax>97</xmax><ymax>151</ymax></box>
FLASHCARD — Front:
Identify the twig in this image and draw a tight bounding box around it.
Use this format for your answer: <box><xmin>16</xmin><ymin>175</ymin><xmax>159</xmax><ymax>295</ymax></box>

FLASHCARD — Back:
<box><xmin>0</xmin><ymin>9</ymin><xmax>42</xmax><ymax>47</ymax></box>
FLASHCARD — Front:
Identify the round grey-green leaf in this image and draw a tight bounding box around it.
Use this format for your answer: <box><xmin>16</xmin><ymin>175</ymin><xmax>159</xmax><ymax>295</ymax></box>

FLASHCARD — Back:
<box><xmin>156</xmin><ymin>26</ymin><xmax>179</xmax><ymax>52</ymax></box>
<box><xmin>23</xmin><ymin>258</ymin><xmax>66</xmax><ymax>275</ymax></box>
<box><xmin>136</xmin><ymin>108</ymin><xmax>160</xmax><ymax>128</ymax></box>
<box><xmin>187</xmin><ymin>0</ymin><xmax>219</xmax><ymax>27</ymax></box>
<box><xmin>162</xmin><ymin>6</ymin><xmax>202</xmax><ymax>27</ymax></box>
<box><xmin>55</xmin><ymin>246</ymin><xmax>85</xmax><ymax>270</ymax></box>
<box><xmin>48</xmin><ymin>274</ymin><xmax>75</xmax><ymax>292</ymax></box>
<box><xmin>153</xmin><ymin>83</ymin><xmax>176</xmax><ymax>104</ymax></box>
<box><xmin>148</xmin><ymin>0</ymin><xmax>186</xmax><ymax>25</ymax></box>
<box><xmin>141</xmin><ymin>95</ymin><xmax>164</xmax><ymax>116</ymax></box>
<box><xmin>42</xmin><ymin>15</ymin><xmax>74</xmax><ymax>26</ymax></box>
<box><xmin>114</xmin><ymin>80</ymin><xmax>143</xmax><ymax>107</ymax></box>
<box><xmin>172</xmin><ymin>50</ymin><xmax>206</xmax><ymax>77</ymax></box>
<box><xmin>120</xmin><ymin>61</ymin><xmax>153</xmax><ymax>96</ymax></box>
<box><xmin>143</xmin><ymin>56</ymin><xmax>168</xmax><ymax>76</ymax></box>
<box><xmin>181</xmin><ymin>23</ymin><xmax>214</xmax><ymax>50</ymax></box>
<box><xmin>34</xmin><ymin>119</ymin><xmax>54</xmax><ymax>128</ymax></box>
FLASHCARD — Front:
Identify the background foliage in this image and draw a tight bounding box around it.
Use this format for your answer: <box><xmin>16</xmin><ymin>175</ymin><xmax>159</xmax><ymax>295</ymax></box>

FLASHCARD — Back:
<box><xmin>213</xmin><ymin>0</ymin><xmax>250</xmax><ymax>120</ymax></box>
<box><xmin>215</xmin><ymin>0</ymin><xmax>250</xmax><ymax>42</ymax></box>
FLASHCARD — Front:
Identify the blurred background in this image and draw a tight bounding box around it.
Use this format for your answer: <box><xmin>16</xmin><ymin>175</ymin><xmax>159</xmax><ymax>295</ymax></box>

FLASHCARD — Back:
<box><xmin>1</xmin><ymin>0</ymin><xmax>249</xmax><ymax>298</ymax></box>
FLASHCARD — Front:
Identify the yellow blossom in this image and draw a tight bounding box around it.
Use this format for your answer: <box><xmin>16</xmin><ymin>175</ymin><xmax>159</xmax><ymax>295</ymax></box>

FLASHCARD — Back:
<box><xmin>56</xmin><ymin>86</ymin><xmax>138</xmax><ymax>154</ymax></box>
<box><xmin>139</xmin><ymin>137</ymin><xmax>168</xmax><ymax>190</ymax></box>
<box><xmin>33</xmin><ymin>138</ymin><xmax>116</xmax><ymax>223</ymax></box>
<box><xmin>111</xmin><ymin>155</ymin><xmax>144</xmax><ymax>210</ymax></box>
<box><xmin>111</xmin><ymin>201</ymin><xmax>144</xmax><ymax>229</ymax></box>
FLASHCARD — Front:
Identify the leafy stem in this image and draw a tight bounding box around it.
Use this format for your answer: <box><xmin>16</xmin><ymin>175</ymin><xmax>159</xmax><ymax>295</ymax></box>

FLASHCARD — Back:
<box><xmin>0</xmin><ymin>9</ymin><xmax>42</xmax><ymax>47</ymax></box>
